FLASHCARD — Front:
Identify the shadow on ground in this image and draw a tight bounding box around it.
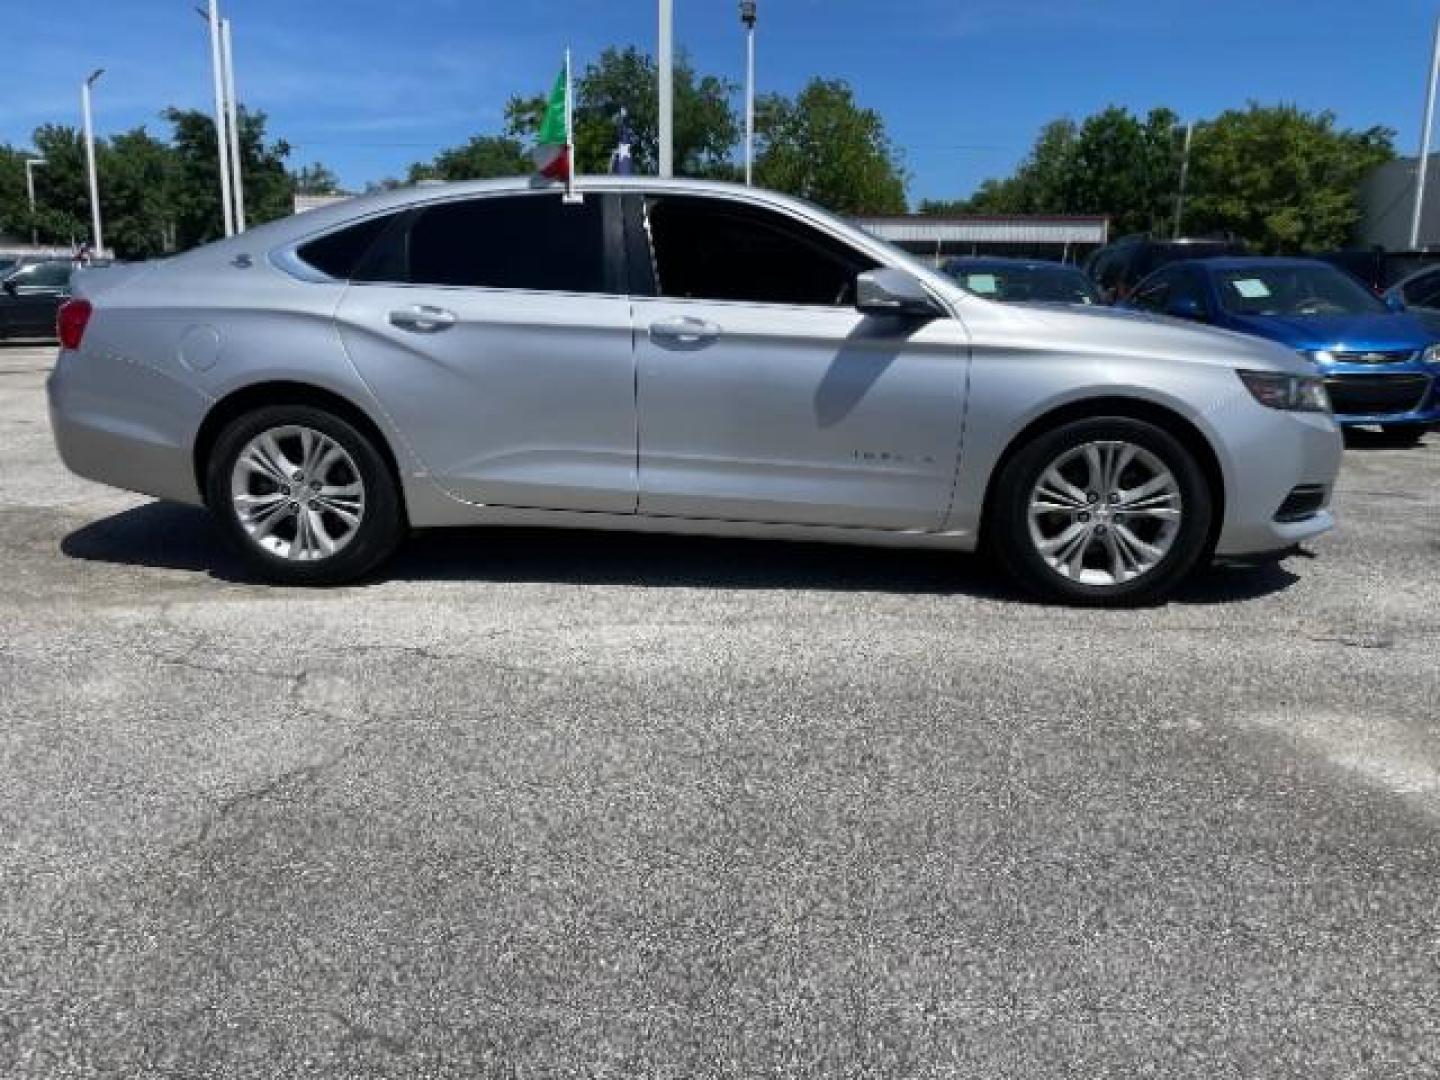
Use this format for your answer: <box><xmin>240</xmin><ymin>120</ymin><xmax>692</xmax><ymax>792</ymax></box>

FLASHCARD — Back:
<box><xmin>1342</xmin><ymin>426</ymin><xmax>1433</xmax><ymax>451</ymax></box>
<box><xmin>60</xmin><ymin>501</ymin><xmax>1299</xmax><ymax>605</ymax></box>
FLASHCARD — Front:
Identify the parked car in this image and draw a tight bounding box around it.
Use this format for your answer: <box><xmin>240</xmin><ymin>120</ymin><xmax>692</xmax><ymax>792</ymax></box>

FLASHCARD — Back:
<box><xmin>1385</xmin><ymin>263</ymin><xmax>1440</xmax><ymax>336</ymax></box>
<box><xmin>1123</xmin><ymin>257</ymin><xmax>1440</xmax><ymax>441</ymax></box>
<box><xmin>49</xmin><ymin>177</ymin><xmax>1341</xmax><ymax>606</ymax></box>
<box><xmin>940</xmin><ymin>257</ymin><xmax>1101</xmax><ymax>306</ymax></box>
<box><xmin>1086</xmin><ymin>235</ymin><xmax>1248</xmax><ymax>303</ymax></box>
<box><xmin>0</xmin><ymin>258</ymin><xmax>73</xmax><ymax>340</ymax></box>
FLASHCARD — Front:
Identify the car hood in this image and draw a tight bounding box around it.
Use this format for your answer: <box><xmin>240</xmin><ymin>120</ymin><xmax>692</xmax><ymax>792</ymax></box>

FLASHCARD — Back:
<box><xmin>974</xmin><ymin>300</ymin><xmax>1316</xmax><ymax>375</ymax></box>
<box><xmin>1223</xmin><ymin>312</ymin><xmax>1434</xmax><ymax>353</ymax></box>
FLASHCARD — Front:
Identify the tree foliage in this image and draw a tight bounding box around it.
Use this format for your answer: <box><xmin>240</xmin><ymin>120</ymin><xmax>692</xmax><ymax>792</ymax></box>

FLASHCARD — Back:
<box><xmin>407</xmin><ymin>136</ymin><xmax>530</xmax><ymax>183</ymax></box>
<box><xmin>933</xmin><ymin>103</ymin><xmax>1395</xmax><ymax>251</ymax></box>
<box><xmin>754</xmin><ymin>78</ymin><xmax>907</xmax><ymax>214</ymax></box>
<box><xmin>504</xmin><ymin>46</ymin><xmax>738</xmax><ymax>177</ymax></box>
<box><xmin>292</xmin><ymin>162</ymin><xmax>343</xmax><ymax>195</ymax></box>
<box><xmin>1183</xmin><ymin>104</ymin><xmax>1394</xmax><ymax>253</ymax></box>
<box><xmin>1</xmin><ymin>109</ymin><xmax>293</xmax><ymax>259</ymax></box>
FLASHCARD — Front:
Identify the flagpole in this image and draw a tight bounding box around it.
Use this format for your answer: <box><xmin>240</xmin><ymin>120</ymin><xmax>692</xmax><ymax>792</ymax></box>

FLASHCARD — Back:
<box><xmin>563</xmin><ymin>47</ymin><xmax>580</xmax><ymax>202</ymax></box>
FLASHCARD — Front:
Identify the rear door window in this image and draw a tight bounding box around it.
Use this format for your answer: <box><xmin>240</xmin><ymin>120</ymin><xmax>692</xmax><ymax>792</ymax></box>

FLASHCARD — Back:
<box><xmin>405</xmin><ymin>194</ymin><xmax>610</xmax><ymax>294</ymax></box>
<box><xmin>297</xmin><ymin>214</ymin><xmax>396</xmax><ymax>280</ymax></box>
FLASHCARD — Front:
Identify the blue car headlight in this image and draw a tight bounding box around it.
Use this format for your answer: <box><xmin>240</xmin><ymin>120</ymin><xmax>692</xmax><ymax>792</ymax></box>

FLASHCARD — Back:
<box><xmin>1424</xmin><ymin>344</ymin><xmax>1440</xmax><ymax>366</ymax></box>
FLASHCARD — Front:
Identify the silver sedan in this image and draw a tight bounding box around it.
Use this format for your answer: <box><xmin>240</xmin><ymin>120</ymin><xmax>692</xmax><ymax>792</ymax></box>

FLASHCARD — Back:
<box><xmin>49</xmin><ymin>177</ymin><xmax>1341</xmax><ymax>605</ymax></box>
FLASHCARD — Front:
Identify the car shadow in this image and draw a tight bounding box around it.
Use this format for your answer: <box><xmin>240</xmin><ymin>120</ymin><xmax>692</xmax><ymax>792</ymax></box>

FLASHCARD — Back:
<box><xmin>60</xmin><ymin>501</ymin><xmax>1300</xmax><ymax>605</ymax></box>
<box><xmin>1342</xmin><ymin>427</ymin><xmax>1431</xmax><ymax>451</ymax></box>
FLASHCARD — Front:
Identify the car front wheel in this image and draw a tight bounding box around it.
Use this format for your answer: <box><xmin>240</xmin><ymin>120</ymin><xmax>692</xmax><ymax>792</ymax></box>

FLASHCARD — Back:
<box><xmin>206</xmin><ymin>404</ymin><xmax>404</xmax><ymax>585</ymax></box>
<box><xmin>991</xmin><ymin>417</ymin><xmax>1213</xmax><ymax>607</ymax></box>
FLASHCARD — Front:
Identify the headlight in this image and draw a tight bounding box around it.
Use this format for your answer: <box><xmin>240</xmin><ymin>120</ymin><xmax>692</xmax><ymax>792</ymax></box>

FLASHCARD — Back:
<box><xmin>1423</xmin><ymin>344</ymin><xmax>1440</xmax><ymax>365</ymax></box>
<box><xmin>1237</xmin><ymin>370</ymin><xmax>1331</xmax><ymax>412</ymax></box>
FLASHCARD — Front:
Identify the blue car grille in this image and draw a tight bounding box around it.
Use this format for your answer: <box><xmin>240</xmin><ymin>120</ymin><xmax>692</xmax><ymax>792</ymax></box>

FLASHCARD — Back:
<box><xmin>1328</xmin><ymin>349</ymin><xmax>1417</xmax><ymax>365</ymax></box>
<box><xmin>1323</xmin><ymin>373</ymin><xmax>1432</xmax><ymax>416</ymax></box>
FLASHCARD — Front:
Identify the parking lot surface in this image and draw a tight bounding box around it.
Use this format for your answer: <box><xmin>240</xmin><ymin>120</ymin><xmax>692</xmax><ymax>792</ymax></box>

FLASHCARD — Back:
<box><xmin>2</xmin><ymin>341</ymin><xmax>1438</xmax><ymax>1078</ymax></box>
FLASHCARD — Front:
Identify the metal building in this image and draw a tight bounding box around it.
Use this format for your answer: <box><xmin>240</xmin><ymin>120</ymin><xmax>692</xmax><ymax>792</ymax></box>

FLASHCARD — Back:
<box><xmin>855</xmin><ymin>214</ymin><xmax>1110</xmax><ymax>266</ymax></box>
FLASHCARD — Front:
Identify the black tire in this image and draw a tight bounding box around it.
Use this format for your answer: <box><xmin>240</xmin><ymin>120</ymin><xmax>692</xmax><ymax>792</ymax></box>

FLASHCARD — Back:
<box><xmin>1378</xmin><ymin>424</ymin><xmax>1425</xmax><ymax>447</ymax></box>
<box><xmin>206</xmin><ymin>404</ymin><xmax>405</xmax><ymax>586</ymax></box>
<box><xmin>989</xmin><ymin>416</ymin><xmax>1214</xmax><ymax>607</ymax></box>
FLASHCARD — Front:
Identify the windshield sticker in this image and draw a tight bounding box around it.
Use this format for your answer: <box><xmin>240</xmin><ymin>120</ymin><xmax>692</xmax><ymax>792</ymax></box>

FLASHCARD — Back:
<box><xmin>965</xmin><ymin>273</ymin><xmax>998</xmax><ymax>295</ymax></box>
<box><xmin>1231</xmin><ymin>278</ymin><xmax>1272</xmax><ymax>299</ymax></box>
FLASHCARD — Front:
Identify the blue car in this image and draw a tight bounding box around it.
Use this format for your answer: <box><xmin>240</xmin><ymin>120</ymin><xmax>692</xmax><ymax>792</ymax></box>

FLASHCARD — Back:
<box><xmin>1124</xmin><ymin>256</ymin><xmax>1440</xmax><ymax>439</ymax></box>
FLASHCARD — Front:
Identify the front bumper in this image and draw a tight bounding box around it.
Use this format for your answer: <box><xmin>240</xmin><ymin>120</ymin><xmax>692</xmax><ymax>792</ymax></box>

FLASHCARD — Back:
<box><xmin>1318</xmin><ymin>359</ymin><xmax>1440</xmax><ymax>427</ymax></box>
<box><xmin>1213</xmin><ymin>407</ymin><xmax>1343</xmax><ymax>557</ymax></box>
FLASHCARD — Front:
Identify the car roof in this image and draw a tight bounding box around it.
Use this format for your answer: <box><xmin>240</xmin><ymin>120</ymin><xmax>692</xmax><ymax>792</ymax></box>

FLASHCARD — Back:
<box><xmin>1188</xmin><ymin>256</ymin><xmax>1333</xmax><ymax>272</ymax></box>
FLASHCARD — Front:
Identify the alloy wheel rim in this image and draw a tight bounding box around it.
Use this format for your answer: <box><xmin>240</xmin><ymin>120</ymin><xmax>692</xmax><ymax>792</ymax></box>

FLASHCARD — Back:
<box><xmin>1026</xmin><ymin>440</ymin><xmax>1183</xmax><ymax>587</ymax></box>
<box><xmin>229</xmin><ymin>425</ymin><xmax>365</xmax><ymax>561</ymax></box>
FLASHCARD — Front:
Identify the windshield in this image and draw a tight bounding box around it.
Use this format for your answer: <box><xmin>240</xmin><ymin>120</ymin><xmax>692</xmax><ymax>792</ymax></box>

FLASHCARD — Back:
<box><xmin>1215</xmin><ymin>265</ymin><xmax>1385</xmax><ymax>317</ymax></box>
<box><xmin>946</xmin><ymin>263</ymin><xmax>1100</xmax><ymax>305</ymax></box>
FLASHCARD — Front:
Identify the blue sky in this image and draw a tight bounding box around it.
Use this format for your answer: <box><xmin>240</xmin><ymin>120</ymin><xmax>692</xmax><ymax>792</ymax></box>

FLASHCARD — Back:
<box><xmin>4</xmin><ymin>0</ymin><xmax>1438</xmax><ymax>204</ymax></box>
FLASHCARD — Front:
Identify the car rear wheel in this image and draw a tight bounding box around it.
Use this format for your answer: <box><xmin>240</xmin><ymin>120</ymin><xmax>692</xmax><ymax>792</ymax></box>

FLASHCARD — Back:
<box><xmin>206</xmin><ymin>404</ymin><xmax>404</xmax><ymax>585</ymax></box>
<box><xmin>991</xmin><ymin>417</ymin><xmax>1213</xmax><ymax>607</ymax></box>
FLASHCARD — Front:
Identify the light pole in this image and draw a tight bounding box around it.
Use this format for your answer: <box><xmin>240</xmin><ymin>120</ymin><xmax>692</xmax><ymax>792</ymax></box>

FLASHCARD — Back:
<box><xmin>221</xmin><ymin>17</ymin><xmax>246</xmax><ymax>231</ymax></box>
<box><xmin>658</xmin><ymin>0</ymin><xmax>673</xmax><ymax>177</ymax></box>
<box><xmin>1173</xmin><ymin>120</ymin><xmax>1194</xmax><ymax>239</ymax></box>
<box><xmin>204</xmin><ymin>0</ymin><xmax>236</xmax><ymax>237</ymax></box>
<box><xmin>25</xmin><ymin>159</ymin><xmax>46</xmax><ymax>246</ymax></box>
<box><xmin>81</xmin><ymin>69</ymin><xmax>105</xmax><ymax>258</ymax></box>
<box><xmin>741</xmin><ymin>1</ymin><xmax>756</xmax><ymax>185</ymax></box>
<box><xmin>1412</xmin><ymin>13</ymin><xmax>1440</xmax><ymax>250</ymax></box>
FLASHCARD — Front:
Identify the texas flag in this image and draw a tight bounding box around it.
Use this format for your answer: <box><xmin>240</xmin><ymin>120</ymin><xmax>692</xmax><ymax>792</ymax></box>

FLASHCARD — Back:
<box><xmin>611</xmin><ymin>108</ymin><xmax>634</xmax><ymax>176</ymax></box>
<box><xmin>533</xmin><ymin>63</ymin><xmax>571</xmax><ymax>182</ymax></box>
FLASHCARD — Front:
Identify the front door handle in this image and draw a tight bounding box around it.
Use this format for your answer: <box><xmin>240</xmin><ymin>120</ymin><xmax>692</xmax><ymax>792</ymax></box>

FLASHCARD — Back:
<box><xmin>649</xmin><ymin>316</ymin><xmax>721</xmax><ymax>346</ymax></box>
<box><xmin>389</xmin><ymin>305</ymin><xmax>457</xmax><ymax>333</ymax></box>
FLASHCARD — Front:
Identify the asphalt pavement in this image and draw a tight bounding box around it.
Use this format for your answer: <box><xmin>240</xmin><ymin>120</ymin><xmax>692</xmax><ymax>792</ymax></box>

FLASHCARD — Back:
<box><xmin>2</xmin><ymin>341</ymin><xmax>1438</xmax><ymax>1078</ymax></box>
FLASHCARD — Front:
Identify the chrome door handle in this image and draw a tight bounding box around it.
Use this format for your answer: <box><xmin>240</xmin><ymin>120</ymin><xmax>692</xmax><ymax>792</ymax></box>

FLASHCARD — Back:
<box><xmin>389</xmin><ymin>305</ymin><xmax>457</xmax><ymax>333</ymax></box>
<box><xmin>649</xmin><ymin>316</ymin><xmax>721</xmax><ymax>346</ymax></box>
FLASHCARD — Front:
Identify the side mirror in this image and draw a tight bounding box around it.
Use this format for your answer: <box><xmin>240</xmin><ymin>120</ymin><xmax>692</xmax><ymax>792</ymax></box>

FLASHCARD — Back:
<box><xmin>1166</xmin><ymin>296</ymin><xmax>1204</xmax><ymax>321</ymax></box>
<box><xmin>1383</xmin><ymin>291</ymin><xmax>1406</xmax><ymax>313</ymax></box>
<box><xmin>856</xmin><ymin>267</ymin><xmax>943</xmax><ymax>319</ymax></box>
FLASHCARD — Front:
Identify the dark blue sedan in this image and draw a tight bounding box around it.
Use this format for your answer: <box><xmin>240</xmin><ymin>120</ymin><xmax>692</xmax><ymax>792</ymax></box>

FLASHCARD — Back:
<box><xmin>1124</xmin><ymin>257</ymin><xmax>1440</xmax><ymax>439</ymax></box>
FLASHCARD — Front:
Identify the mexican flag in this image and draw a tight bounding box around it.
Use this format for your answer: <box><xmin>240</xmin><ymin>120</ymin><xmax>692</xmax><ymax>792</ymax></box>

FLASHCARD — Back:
<box><xmin>533</xmin><ymin>63</ymin><xmax>571</xmax><ymax>182</ymax></box>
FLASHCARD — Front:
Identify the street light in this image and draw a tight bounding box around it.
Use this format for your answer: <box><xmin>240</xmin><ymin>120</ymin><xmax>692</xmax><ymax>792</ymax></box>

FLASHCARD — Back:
<box><xmin>221</xmin><ymin>17</ymin><xmax>246</xmax><ymax>231</ymax></box>
<box><xmin>202</xmin><ymin>0</ymin><xmax>236</xmax><ymax>237</ymax></box>
<box><xmin>658</xmin><ymin>0</ymin><xmax>673</xmax><ymax>177</ymax></box>
<box><xmin>81</xmin><ymin>69</ymin><xmax>105</xmax><ymax>258</ymax></box>
<box><xmin>740</xmin><ymin>1</ymin><xmax>757</xmax><ymax>185</ymax></box>
<box><xmin>24</xmin><ymin>159</ymin><xmax>46</xmax><ymax>246</ymax></box>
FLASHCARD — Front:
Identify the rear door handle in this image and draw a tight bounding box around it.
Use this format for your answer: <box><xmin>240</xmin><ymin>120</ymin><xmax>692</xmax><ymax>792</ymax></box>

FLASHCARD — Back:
<box><xmin>649</xmin><ymin>316</ymin><xmax>721</xmax><ymax>346</ymax></box>
<box><xmin>389</xmin><ymin>305</ymin><xmax>457</xmax><ymax>333</ymax></box>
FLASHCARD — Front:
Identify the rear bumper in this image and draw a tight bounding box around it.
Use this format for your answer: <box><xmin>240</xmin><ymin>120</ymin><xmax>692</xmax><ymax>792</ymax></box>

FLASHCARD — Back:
<box><xmin>48</xmin><ymin>347</ymin><xmax>207</xmax><ymax>505</ymax></box>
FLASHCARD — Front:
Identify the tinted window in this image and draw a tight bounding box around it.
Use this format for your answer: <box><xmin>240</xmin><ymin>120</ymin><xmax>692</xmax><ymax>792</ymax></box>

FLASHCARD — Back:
<box><xmin>944</xmin><ymin>262</ymin><xmax>1099</xmax><ymax>305</ymax></box>
<box><xmin>407</xmin><ymin>195</ymin><xmax>606</xmax><ymax>293</ymax></box>
<box><xmin>297</xmin><ymin>214</ymin><xmax>393</xmax><ymax>279</ymax></box>
<box><xmin>9</xmin><ymin>261</ymin><xmax>71</xmax><ymax>289</ymax></box>
<box><xmin>1129</xmin><ymin>269</ymin><xmax>1175</xmax><ymax>312</ymax></box>
<box><xmin>1403</xmin><ymin>268</ymin><xmax>1440</xmax><ymax>308</ymax></box>
<box><xmin>644</xmin><ymin>195</ymin><xmax>877</xmax><ymax>306</ymax></box>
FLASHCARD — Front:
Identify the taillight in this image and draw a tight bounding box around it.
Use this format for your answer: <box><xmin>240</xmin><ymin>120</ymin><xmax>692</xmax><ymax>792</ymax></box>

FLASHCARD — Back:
<box><xmin>57</xmin><ymin>299</ymin><xmax>92</xmax><ymax>350</ymax></box>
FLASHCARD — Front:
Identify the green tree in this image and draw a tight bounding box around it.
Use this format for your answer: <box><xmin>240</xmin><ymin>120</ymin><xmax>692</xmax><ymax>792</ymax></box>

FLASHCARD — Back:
<box><xmin>407</xmin><ymin>136</ymin><xmax>529</xmax><ymax>183</ymax></box>
<box><xmin>26</xmin><ymin>125</ymin><xmax>92</xmax><ymax>248</ymax></box>
<box><xmin>753</xmin><ymin>78</ymin><xmax>907</xmax><ymax>214</ymax></box>
<box><xmin>505</xmin><ymin>46</ymin><xmax>738</xmax><ymax>176</ymax></box>
<box><xmin>164</xmin><ymin>106</ymin><xmax>293</xmax><ymax>249</ymax></box>
<box><xmin>1184</xmin><ymin>104</ymin><xmax>1394</xmax><ymax>253</ymax></box>
<box><xmin>292</xmin><ymin>161</ymin><xmax>344</xmax><ymax>195</ymax></box>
